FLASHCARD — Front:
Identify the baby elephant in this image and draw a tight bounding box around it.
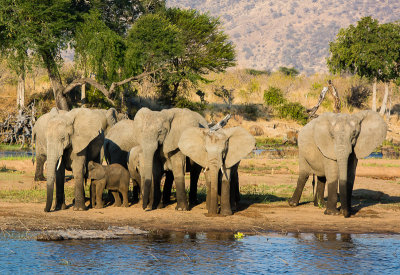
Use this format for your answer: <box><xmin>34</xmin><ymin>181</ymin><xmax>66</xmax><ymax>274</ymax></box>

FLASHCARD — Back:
<box><xmin>87</xmin><ymin>161</ymin><xmax>130</xmax><ymax>208</ymax></box>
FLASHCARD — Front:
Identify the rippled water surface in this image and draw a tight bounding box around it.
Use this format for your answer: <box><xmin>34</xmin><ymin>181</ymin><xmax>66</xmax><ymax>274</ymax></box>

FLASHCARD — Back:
<box><xmin>1</xmin><ymin>232</ymin><xmax>400</xmax><ymax>274</ymax></box>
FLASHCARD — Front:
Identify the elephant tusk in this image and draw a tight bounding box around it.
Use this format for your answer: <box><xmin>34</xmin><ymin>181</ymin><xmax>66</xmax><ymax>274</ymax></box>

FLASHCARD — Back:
<box><xmin>202</xmin><ymin>166</ymin><xmax>209</xmax><ymax>173</ymax></box>
<box><xmin>56</xmin><ymin>157</ymin><xmax>62</xmax><ymax>171</ymax></box>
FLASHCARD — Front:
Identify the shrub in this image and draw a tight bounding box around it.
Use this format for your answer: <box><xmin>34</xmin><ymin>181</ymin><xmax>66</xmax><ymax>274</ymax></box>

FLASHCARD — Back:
<box><xmin>346</xmin><ymin>85</ymin><xmax>371</xmax><ymax>109</ymax></box>
<box><xmin>245</xmin><ymin>68</ymin><xmax>270</xmax><ymax>76</ymax></box>
<box><xmin>175</xmin><ymin>96</ymin><xmax>206</xmax><ymax>113</ymax></box>
<box><xmin>263</xmin><ymin>87</ymin><xmax>286</xmax><ymax>106</ymax></box>
<box><xmin>277</xmin><ymin>102</ymin><xmax>308</xmax><ymax>125</ymax></box>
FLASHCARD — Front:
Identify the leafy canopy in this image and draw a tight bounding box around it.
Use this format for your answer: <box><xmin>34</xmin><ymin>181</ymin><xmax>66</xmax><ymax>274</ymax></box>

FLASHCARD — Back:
<box><xmin>327</xmin><ymin>16</ymin><xmax>400</xmax><ymax>83</ymax></box>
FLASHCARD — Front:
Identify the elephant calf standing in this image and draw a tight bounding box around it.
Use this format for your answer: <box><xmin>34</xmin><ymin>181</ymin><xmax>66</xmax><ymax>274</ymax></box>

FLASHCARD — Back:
<box><xmin>88</xmin><ymin>161</ymin><xmax>130</xmax><ymax>208</ymax></box>
<box><xmin>288</xmin><ymin>111</ymin><xmax>387</xmax><ymax>217</ymax></box>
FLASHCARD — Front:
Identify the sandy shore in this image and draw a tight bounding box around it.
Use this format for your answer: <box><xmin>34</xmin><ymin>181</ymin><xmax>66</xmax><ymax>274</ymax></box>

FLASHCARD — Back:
<box><xmin>0</xmin><ymin>159</ymin><xmax>399</xmax><ymax>234</ymax></box>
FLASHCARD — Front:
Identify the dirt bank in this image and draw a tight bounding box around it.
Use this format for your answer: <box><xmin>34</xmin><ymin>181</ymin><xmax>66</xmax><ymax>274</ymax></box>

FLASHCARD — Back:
<box><xmin>0</xmin><ymin>159</ymin><xmax>399</xmax><ymax>234</ymax></box>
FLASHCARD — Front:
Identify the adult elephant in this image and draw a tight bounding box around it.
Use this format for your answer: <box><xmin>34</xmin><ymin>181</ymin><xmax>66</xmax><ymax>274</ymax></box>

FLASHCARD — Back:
<box><xmin>32</xmin><ymin>108</ymin><xmax>67</xmax><ymax>181</ymax></box>
<box><xmin>104</xmin><ymin>107</ymin><xmax>208</xmax><ymax>210</ymax></box>
<box><xmin>44</xmin><ymin>107</ymin><xmax>110</xmax><ymax>212</ymax></box>
<box><xmin>33</xmin><ymin>108</ymin><xmax>118</xmax><ymax>182</ymax></box>
<box><xmin>288</xmin><ymin>111</ymin><xmax>387</xmax><ymax>217</ymax></box>
<box><xmin>178</xmin><ymin>126</ymin><xmax>255</xmax><ymax>215</ymax></box>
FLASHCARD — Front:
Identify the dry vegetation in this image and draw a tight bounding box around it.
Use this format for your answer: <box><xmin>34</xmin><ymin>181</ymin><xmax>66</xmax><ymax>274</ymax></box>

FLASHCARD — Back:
<box><xmin>168</xmin><ymin>0</ymin><xmax>400</xmax><ymax>73</ymax></box>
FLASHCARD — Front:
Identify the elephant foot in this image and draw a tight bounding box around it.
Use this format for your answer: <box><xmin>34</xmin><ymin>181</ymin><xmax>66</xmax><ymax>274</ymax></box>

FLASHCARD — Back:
<box><xmin>324</xmin><ymin>208</ymin><xmax>340</xmax><ymax>216</ymax></box>
<box><xmin>95</xmin><ymin>205</ymin><xmax>103</xmax><ymax>209</ymax></box>
<box><xmin>44</xmin><ymin>207</ymin><xmax>51</xmax><ymax>213</ymax></box>
<box><xmin>220</xmin><ymin>209</ymin><xmax>233</xmax><ymax>216</ymax></box>
<box><xmin>340</xmin><ymin>207</ymin><xmax>352</xmax><ymax>218</ymax></box>
<box><xmin>288</xmin><ymin>198</ymin><xmax>299</xmax><ymax>207</ymax></box>
<box><xmin>55</xmin><ymin>203</ymin><xmax>67</xmax><ymax>211</ymax></box>
<box><xmin>157</xmin><ymin>202</ymin><xmax>164</xmax><ymax>209</ymax></box>
<box><xmin>113</xmin><ymin>202</ymin><xmax>122</xmax><ymax>207</ymax></box>
<box><xmin>122</xmin><ymin>203</ymin><xmax>129</xmax><ymax>208</ymax></box>
<box><xmin>73</xmin><ymin>205</ymin><xmax>88</xmax><ymax>211</ymax></box>
<box><xmin>175</xmin><ymin>201</ymin><xmax>189</xmax><ymax>211</ymax></box>
<box><xmin>34</xmin><ymin>175</ymin><xmax>46</xmax><ymax>181</ymax></box>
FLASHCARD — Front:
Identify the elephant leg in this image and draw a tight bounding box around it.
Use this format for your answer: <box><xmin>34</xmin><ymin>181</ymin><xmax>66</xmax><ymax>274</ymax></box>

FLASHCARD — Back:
<box><xmin>72</xmin><ymin>154</ymin><xmax>87</xmax><ymax>211</ymax></box>
<box><xmin>189</xmin><ymin>162</ymin><xmax>202</xmax><ymax>207</ymax></box>
<box><xmin>205</xmin><ymin>170</ymin><xmax>211</xmax><ymax>211</ymax></box>
<box><xmin>314</xmin><ymin>176</ymin><xmax>326</xmax><ymax>207</ymax></box>
<box><xmin>90</xmin><ymin>180</ymin><xmax>96</xmax><ymax>208</ymax></box>
<box><xmin>170</xmin><ymin>153</ymin><xmax>188</xmax><ymax>211</ymax></box>
<box><xmin>34</xmin><ymin>154</ymin><xmax>47</xmax><ymax>181</ymax></box>
<box><xmin>220</xmin><ymin>170</ymin><xmax>232</xmax><ymax>216</ymax></box>
<box><xmin>95</xmin><ymin>180</ymin><xmax>106</xmax><ymax>209</ymax></box>
<box><xmin>288</xmin><ymin>171</ymin><xmax>309</xmax><ymax>207</ymax></box>
<box><xmin>162</xmin><ymin>171</ymin><xmax>174</xmax><ymax>206</ymax></box>
<box><xmin>112</xmin><ymin>191</ymin><xmax>122</xmax><ymax>207</ymax></box>
<box><xmin>324</xmin><ymin>180</ymin><xmax>340</xmax><ymax>215</ymax></box>
<box><xmin>342</xmin><ymin>153</ymin><xmax>358</xmax><ymax>217</ymax></box>
<box><xmin>55</xmin><ymin>160</ymin><xmax>66</xmax><ymax>211</ymax></box>
<box><xmin>230</xmin><ymin>165</ymin><xmax>240</xmax><ymax>211</ymax></box>
<box><xmin>121</xmin><ymin>187</ymin><xmax>129</xmax><ymax>208</ymax></box>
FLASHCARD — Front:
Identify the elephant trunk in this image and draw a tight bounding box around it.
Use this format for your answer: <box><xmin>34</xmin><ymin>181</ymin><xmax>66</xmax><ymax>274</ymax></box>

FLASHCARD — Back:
<box><xmin>208</xmin><ymin>167</ymin><xmax>220</xmax><ymax>215</ymax></box>
<box><xmin>44</xmin><ymin>143</ymin><xmax>63</xmax><ymax>212</ymax></box>
<box><xmin>338</xmin><ymin>156</ymin><xmax>350</xmax><ymax>218</ymax></box>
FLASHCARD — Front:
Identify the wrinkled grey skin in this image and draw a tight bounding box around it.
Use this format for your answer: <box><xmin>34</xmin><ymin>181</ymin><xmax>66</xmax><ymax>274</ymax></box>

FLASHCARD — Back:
<box><xmin>178</xmin><ymin>127</ymin><xmax>255</xmax><ymax>215</ymax></box>
<box><xmin>104</xmin><ymin>107</ymin><xmax>208</xmax><ymax>210</ymax></box>
<box><xmin>33</xmin><ymin>108</ymin><xmax>117</xmax><ymax>181</ymax></box>
<box><xmin>87</xmin><ymin>161</ymin><xmax>130</xmax><ymax>209</ymax></box>
<box><xmin>288</xmin><ymin>111</ymin><xmax>387</xmax><ymax>217</ymax></box>
<box><xmin>44</xmin><ymin>108</ymin><xmax>109</xmax><ymax>212</ymax></box>
<box><xmin>32</xmin><ymin>108</ymin><xmax>67</xmax><ymax>181</ymax></box>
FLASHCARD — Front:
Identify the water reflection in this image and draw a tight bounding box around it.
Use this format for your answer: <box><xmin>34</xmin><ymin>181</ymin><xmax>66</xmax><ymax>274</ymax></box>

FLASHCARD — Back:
<box><xmin>1</xmin><ymin>231</ymin><xmax>400</xmax><ymax>273</ymax></box>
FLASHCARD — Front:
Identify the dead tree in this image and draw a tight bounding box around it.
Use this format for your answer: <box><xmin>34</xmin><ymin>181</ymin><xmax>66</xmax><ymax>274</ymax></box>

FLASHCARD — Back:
<box><xmin>307</xmin><ymin>80</ymin><xmax>341</xmax><ymax>118</ymax></box>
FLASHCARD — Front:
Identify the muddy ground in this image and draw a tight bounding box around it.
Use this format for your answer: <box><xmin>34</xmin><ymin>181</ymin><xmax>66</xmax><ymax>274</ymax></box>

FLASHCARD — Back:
<box><xmin>0</xmin><ymin>158</ymin><xmax>399</xmax><ymax>234</ymax></box>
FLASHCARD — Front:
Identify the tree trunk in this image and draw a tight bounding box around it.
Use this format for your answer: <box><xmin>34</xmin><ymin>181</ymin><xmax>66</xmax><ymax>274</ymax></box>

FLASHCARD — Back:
<box><xmin>379</xmin><ymin>82</ymin><xmax>389</xmax><ymax>116</ymax></box>
<box><xmin>81</xmin><ymin>84</ymin><xmax>86</xmax><ymax>101</ymax></box>
<box><xmin>17</xmin><ymin>72</ymin><xmax>25</xmax><ymax>109</ymax></box>
<box><xmin>372</xmin><ymin>79</ymin><xmax>377</xmax><ymax>112</ymax></box>
<box><xmin>40</xmin><ymin>50</ymin><xmax>69</xmax><ymax>111</ymax></box>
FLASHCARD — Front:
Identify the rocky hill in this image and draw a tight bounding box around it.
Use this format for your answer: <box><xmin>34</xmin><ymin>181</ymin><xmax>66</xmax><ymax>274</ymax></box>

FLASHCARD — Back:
<box><xmin>167</xmin><ymin>0</ymin><xmax>400</xmax><ymax>74</ymax></box>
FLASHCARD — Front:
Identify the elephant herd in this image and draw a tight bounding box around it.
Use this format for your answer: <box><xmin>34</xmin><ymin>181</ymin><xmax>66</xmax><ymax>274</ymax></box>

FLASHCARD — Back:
<box><xmin>33</xmin><ymin>107</ymin><xmax>255</xmax><ymax>216</ymax></box>
<box><xmin>32</xmin><ymin>107</ymin><xmax>387</xmax><ymax>218</ymax></box>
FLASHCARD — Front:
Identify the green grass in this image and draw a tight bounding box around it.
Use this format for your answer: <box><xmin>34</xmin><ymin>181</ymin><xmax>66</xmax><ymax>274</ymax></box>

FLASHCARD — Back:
<box><xmin>255</xmin><ymin>137</ymin><xmax>286</xmax><ymax>148</ymax></box>
<box><xmin>0</xmin><ymin>186</ymin><xmax>76</xmax><ymax>203</ymax></box>
<box><xmin>0</xmin><ymin>143</ymin><xmax>30</xmax><ymax>151</ymax></box>
<box><xmin>360</xmin><ymin>162</ymin><xmax>400</xmax><ymax>168</ymax></box>
<box><xmin>0</xmin><ymin>155</ymin><xmax>32</xmax><ymax>161</ymax></box>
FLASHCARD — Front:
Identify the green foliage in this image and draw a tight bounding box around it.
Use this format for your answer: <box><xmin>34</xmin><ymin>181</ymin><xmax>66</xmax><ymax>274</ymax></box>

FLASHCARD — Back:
<box><xmin>263</xmin><ymin>86</ymin><xmax>307</xmax><ymax>124</ymax></box>
<box><xmin>277</xmin><ymin>102</ymin><xmax>308</xmax><ymax>125</ymax></box>
<box><xmin>214</xmin><ymin>86</ymin><xmax>234</xmax><ymax>107</ymax></box>
<box><xmin>245</xmin><ymin>68</ymin><xmax>270</xmax><ymax>76</ymax></box>
<box><xmin>311</xmin><ymin>82</ymin><xmax>323</xmax><ymax>91</ymax></box>
<box><xmin>239</xmin><ymin>79</ymin><xmax>260</xmax><ymax>103</ymax></box>
<box><xmin>174</xmin><ymin>96</ymin><xmax>206</xmax><ymax>113</ymax></box>
<box><xmin>263</xmin><ymin>87</ymin><xmax>286</xmax><ymax>106</ymax></box>
<box><xmin>237</xmin><ymin>104</ymin><xmax>260</xmax><ymax>121</ymax></box>
<box><xmin>75</xmin><ymin>11</ymin><xmax>126</xmax><ymax>85</ymax></box>
<box><xmin>85</xmin><ymin>87</ymin><xmax>114</xmax><ymax>109</ymax></box>
<box><xmin>278</xmin><ymin>66</ymin><xmax>299</xmax><ymax>77</ymax></box>
<box><xmin>327</xmin><ymin>17</ymin><xmax>400</xmax><ymax>83</ymax></box>
<box><xmin>346</xmin><ymin>85</ymin><xmax>371</xmax><ymax>109</ymax></box>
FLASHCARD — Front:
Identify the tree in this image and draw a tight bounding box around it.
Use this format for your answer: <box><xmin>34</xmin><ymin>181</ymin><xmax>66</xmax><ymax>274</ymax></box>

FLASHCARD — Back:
<box><xmin>327</xmin><ymin>17</ymin><xmax>400</xmax><ymax>114</ymax></box>
<box><xmin>0</xmin><ymin>0</ymin><xmax>165</xmax><ymax>110</ymax></box>
<box><xmin>278</xmin><ymin>66</ymin><xmax>299</xmax><ymax>77</ymax></box>
<box><xmin>126</xmin><ymin>8</ymin><xmax>236</xmax><ymax>104</ymax></box>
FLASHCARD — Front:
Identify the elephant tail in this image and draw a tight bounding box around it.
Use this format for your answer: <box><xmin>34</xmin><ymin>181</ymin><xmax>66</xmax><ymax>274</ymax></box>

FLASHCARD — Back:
<box><xmin>31</xmin><ymin>131</ymin><xmax>36</xmax><ymax>165</ymax></box>
<box><xmin>312</xmin><ymin>174</ymin><xmax>315</xmax><ymax>197</ymax></box>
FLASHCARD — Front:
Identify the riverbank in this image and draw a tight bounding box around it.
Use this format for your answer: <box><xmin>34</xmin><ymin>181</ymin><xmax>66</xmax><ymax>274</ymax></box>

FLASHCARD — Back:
<box><xmin>0</xmin><ymin>159</ymin><xmax>399</xmax><ymax>234</ymax></box>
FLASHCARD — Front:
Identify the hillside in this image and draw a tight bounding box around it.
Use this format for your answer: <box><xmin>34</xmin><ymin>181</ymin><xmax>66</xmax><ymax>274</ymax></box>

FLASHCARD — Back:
<box><xmin>167</xmin><ymin>0</ymin><xmax>400</xmax><ymax>74</ymax></box>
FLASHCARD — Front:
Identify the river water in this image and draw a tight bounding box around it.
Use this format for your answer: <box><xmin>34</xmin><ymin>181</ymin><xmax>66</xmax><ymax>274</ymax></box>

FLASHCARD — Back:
<box><xmin>1</xmin><ymin>231</ymin><xmax>399</xmax><ymax>273</ymax></box>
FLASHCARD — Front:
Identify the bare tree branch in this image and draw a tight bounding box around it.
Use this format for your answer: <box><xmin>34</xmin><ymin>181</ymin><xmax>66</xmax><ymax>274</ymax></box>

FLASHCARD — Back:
<box><xmin>62</xmin><ymin>70</ymin><xmax>159</xmax><ymax>106</ymax></box>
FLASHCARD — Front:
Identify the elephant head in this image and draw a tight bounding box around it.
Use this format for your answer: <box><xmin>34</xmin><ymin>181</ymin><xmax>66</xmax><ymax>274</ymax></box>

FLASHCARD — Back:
<box><xmin>133</xmin><ymin>108</ymin><xmax>174</xmax><ymax>209</ymax></box>
<box><xmin>178</xmin><ymin>126</ymin><xmax>255</xmax><ymax>214</ymax></box>
<box><xmin>313</xmin><ymin>110</ymin><xmax>387</xmax><ymax>217</ymax></box>
<box><xmin>44</xmin><ymin>108</ymin><xmax>105</xmax><ymax>212</ymax></box>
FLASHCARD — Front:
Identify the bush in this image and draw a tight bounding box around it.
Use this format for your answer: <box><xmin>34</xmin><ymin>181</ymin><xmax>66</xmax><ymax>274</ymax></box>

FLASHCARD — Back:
<box><xmin>245</xmin><ymin>68</ymin><xmax>270</xmax><ymax>76</ymax></box>
<box><xmin>277</xmin><ymin>102</ymin><xmax>308</xmax><ymax>125</ymax></box>
<box><xmin>263</xmin><ymin>87</ymin><xmax>286</xmax><ymax>106</ymax></box>
<box><xmin>346</xmin><ymin>85</ymin><xmax>371</xmax><ymax>109</ymax></box>
<box><xmin>175</xmin><ymin>97</ymin><xmax>206</xmax><ymax>113</ymax></box>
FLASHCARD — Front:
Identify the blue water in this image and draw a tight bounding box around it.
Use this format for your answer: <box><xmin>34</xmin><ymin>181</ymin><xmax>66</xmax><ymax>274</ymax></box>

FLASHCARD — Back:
<box><xmin>1</xmin><ymin>232</ymin><xmax>399</xmax><ymax>274</ymax></box>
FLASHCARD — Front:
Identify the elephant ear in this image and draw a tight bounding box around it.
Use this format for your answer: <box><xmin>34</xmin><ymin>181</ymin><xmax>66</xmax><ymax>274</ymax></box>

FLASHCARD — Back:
<box><xmin>128</xmin><ymin>146</ymin><xmax>142</xmax><ymax>169</ymax></box>
<box><xmin>178</xmin><ymin>127</ymin><xmax>207</xmax><ymax>168</ymax></box>
<box><xmin>223</xmin><ymin>127</ymin><xmax>255</xmax><ymax>168</ymax></box>
<box><xmin>88</xmin><ymin>162</ymin><xmax>105</xmax><ymax>180</ymax></box>
<box><xmin>68</xmin><ymin>109</ymin><xmax>105</xmax><ymax>154</ymax></box>
<box><xmin>313</xmin><ymin>113</ymin><xmax>337</xmax><ymax>160</ymax></box>
<box><xmin>161</xmin><ymin>108</ymin><xmax>179</xmax><ymax>154</ymax></box>
<box><xmin>353</xmin><ymin>110</ymin><xmax>387</xmax><ymax>159</ymax></box>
